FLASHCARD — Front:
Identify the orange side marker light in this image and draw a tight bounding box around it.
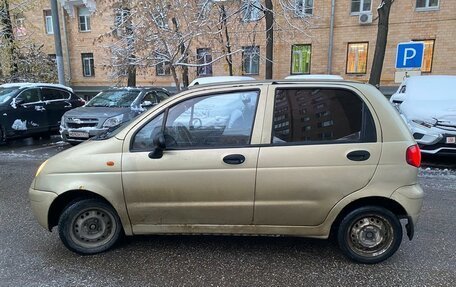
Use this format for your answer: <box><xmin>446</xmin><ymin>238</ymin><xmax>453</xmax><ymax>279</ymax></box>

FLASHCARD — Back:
<box><xmin>106</xmin><ymin>161</ymin><xmax>115</xmax><ymax>167</ymax></box>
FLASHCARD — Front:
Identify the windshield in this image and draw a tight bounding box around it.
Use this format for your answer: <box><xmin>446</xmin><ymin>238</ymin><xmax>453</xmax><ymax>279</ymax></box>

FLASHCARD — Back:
<box><xmin>86</xmin><ymin>90</ymin><xmax>140</xmax><ymax>107</ymax></box>
<box><xmin>0</xmin><ymin>87</ymin><xmax>19</xmax><ymax>104</ymax></box>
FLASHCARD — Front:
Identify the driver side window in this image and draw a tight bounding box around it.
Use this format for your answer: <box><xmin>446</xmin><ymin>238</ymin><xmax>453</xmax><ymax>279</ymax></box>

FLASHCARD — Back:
<box><xmin>17</xmin><ymin>88</ymin><xmax>40</xmax><ymax>104</ymax></box>
<box><xmin>164</xmin><ymin>91</ymin><xmax>259</xmax><ymax>148</ymax></box>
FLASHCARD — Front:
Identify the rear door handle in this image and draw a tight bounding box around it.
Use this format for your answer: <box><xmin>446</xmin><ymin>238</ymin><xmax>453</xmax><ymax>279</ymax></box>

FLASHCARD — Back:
<box><xmin>223</xmin><ymin>154</ymin><xmax>245</xmax><ymax>165</ymax></box>
<box><xmin>347</xmin><ymin>150</ymin><xmax>370</xmax><ymax>161</ymax></box>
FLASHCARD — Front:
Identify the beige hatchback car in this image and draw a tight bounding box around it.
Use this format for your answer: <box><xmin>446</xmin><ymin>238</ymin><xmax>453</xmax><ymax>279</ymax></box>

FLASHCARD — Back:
<box><xmin>29</xmin><ymin>80</ymin><xmax>423</xmax><ymax>264</ymax></box>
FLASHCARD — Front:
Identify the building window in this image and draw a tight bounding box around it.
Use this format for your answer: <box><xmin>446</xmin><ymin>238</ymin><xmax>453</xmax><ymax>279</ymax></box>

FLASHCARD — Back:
<box><xmin>350</xmin><ymin>0</ymin><xmax>372</xmax><ymax>14</ymax></box>
<box><xmin>78</xmin><ymin>7</ymin><xmax>91</xmax><ymax>32</ymax></box>
<box><xmin>197</xmin><ymin>48</ymin><xmax>213</xmax><ymax>76</ymax></box>
<box><xmin>81</xmin><ymin>53</ymin><xmax>95</xmax><ymax>77</ymax></box>
<box><xmin>346</xmin><ymin>42</ymin><xmax>368</xmax><ymax>74</ymax></box>
<box><xmin>242</xmin><ymin>46</ymin><xmax>260</xmax><ymax>75</ymax></box>
<box><xmin>242</xmin><ymin>0</ymin><xmax>261</xmax><ymax>22</ymax></box>
<box><xmin>197</xmin><ymin>0</ymin><xmax>213</xmax><ymax>19</ymax></box>
<box><xmin>416</xmin><ymin>0</ymin><xmax>439</xmax><ymax>10</ymax></box>
<box><xmin>14</xmin><ymin>14</ymin><xmax>26</xmax><ymax>37</ymax></box>
<box><xmin>48</xmin><ymin>54</ymin><xmax>56</xmax><ymax>63</ymax></box>
<box><xmin>295</xmin><ymin>0</ymin><xmax>313</xmax><ymax>16</ymax></box>
<box><xmin>44</xmin><ymin>10</ymin><xmax>53</xmax><ymax>34</ymax></box>
<box><xmin>156</xmin><ymin>60</ymin><xmax>171</xmax><ymax>76</ymax></box>
<box><xmin>413</xmin><ymin>39</ymin><xmax>435</xmax><ymax>73</ymax></box>
<box><xmin>291</xmin><ymin>44</ymin><xmax>311</xmax><ymax>74</ymax></box>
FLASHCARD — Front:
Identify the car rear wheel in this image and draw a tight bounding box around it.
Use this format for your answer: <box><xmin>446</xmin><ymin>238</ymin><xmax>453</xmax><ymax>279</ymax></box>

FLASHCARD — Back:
<box><xmin>337</xmin><ymin>206</ymin><xmax>402</xmax><ymax>264</ymax></box>
<box><xmin>58</xmin><ymin>199</ymin><xmax>123</xmax><ymax>255</ymax></box>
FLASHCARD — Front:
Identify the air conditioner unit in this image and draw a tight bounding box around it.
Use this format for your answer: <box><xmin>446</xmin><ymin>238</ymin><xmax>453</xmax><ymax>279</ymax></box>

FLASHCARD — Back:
<box><xmin>359</xmin><ymin>13</ymin><xmax>373</xmax><ymax>25</ymax></box>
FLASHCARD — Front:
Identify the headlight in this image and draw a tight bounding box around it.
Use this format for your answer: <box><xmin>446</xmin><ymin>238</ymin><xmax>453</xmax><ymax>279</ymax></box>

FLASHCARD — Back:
<box><xmin>411</xmin><ymin>119</ymin><xmax>436</xmax><ymax>128</ymax></box>
<box><xmin>103</xmin><ymin>114</ymin><xmax>124</xmax><ymax>128</ymax></box>
<box><xmin>36</xmin><ymin>160</ymin><xmax>48</xmax><ymax>177</ymax></box>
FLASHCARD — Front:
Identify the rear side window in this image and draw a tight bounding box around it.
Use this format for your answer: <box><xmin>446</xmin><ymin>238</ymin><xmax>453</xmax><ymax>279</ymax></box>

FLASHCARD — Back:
<box><xmin>272</xmin><ymin>88</ymin><xmax>376</xmax><ymax>144</ymax></box>
<box><xmin>42</xmin><ymin>88</ymin><xmax>70</xmax><ymax>101</ymax></box>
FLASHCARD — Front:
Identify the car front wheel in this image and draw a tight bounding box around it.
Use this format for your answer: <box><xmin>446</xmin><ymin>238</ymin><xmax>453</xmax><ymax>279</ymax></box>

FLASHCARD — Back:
<box><xmin>58</xmin><ymin>199</ymin><xmax>123</xmax><ymax>255</ymax></box>
<box><xmin>337</xmin><ymin>206</ymin><xmax>403</xmax><ymax>264</ymax></box>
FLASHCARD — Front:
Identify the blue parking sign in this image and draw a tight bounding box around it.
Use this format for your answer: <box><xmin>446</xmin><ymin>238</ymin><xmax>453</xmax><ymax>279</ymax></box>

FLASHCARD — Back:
<box><xmin>396</xmin><ymin>42</ymin><xmax>424</xmax><ymax>69</ymax></box>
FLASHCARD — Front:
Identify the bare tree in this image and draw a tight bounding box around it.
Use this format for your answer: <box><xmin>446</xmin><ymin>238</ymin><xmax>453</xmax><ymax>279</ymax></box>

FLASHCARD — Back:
<box><xmin>369</xmin><ymin>0</ymin><xmax>394</xmax><ymax>87</ymax></box>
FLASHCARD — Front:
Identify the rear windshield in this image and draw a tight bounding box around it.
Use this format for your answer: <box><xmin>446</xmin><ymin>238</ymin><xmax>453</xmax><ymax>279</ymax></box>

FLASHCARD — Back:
<box><xmin>0</xmin><ymin>87</ymin><xmax>19</xmax><ymax>104</ymax></box>
<box><xmin>86</xmin><ymin>90</ymin><xmax>140</xmax><ymax>108</ymax></box>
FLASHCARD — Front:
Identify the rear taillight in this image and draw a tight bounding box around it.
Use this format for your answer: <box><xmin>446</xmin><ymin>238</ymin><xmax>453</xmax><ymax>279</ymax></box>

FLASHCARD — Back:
<box><xmin>406</xmin><ymin>144</ymin><xmax>421</xmax><ymax>167</ymax></box>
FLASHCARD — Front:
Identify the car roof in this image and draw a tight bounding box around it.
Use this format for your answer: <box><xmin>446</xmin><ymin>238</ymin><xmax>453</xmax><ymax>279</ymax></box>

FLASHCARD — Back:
<box><xmin>189</xmin><ymin>76</ymin><xmax>256</xmax><ymax>87</ymax></box>
<box><xmin>284</xmin><ymin>75</ymin><xmax>344</xmax><ymax>80</ymax></box>
<box><xmin>102</xmin><ymin>87</ymin><xmax>168</xmax><ymax>93</ymax></box>
<box><xmin>0</xmin><ymin>82</ymin><xmax>74</xmax><ymax>92</ymax></box>
<box><xmin>187</xmin><ymin>79</ymin><xmax>362</xmax><ymax>91</ymax></box>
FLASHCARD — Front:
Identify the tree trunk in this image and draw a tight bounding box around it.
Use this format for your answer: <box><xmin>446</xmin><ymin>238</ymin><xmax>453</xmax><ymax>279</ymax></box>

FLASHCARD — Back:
<box><xmin>172</xmin><ymin>17</ymin><xmax>188</xmax><ymax>87</ymax></box>
<box><xmin>220</xmin><ymin>5</ymin><xmax>233</xmax><ymax>76</ymax></box>
<box><xmin>265</xmin><ymin>0</ymin><xmax>273</xmax><ymax>79</ymax></box>
<box><xmin>127</xmin><ymin>55</ymin><xmax>136</xmax><ymax>87</ymax></box>
<box><xmin>0</xmin><ymin>0</ymin><xmax>17</xmax><ymax>76</ymax></box>
<box><xmin>369</xmin><ymin>0</ymin><xmax>393</xmax><ymax>87</ymax></box>
<box><xmin>170</xmin><ymin>65</ymin><xmax>180</xmax><ymax>92</ymax></box>
<box><xmin>124</xmin><ymin>1</ymin><xmax>136</xmax><ymax>87</ymax></box>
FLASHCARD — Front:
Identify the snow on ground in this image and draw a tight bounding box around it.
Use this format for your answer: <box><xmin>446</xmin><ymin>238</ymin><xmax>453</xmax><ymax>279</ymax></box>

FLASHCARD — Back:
<box><xmin>419</xmin><ymin>167</ymin><xmax>456</xmax><ymax>180</ymax></box>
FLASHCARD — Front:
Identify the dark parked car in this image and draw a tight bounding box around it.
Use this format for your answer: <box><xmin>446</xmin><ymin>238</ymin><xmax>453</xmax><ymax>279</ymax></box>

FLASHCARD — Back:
<box><xmin>60</xmin><ymin>87</ymin><xmax>170</xmax><ymax>145</ymax></box>
<box><xmin>0</xmin><ymin>83</ymin><xmax>84</xmax><ymax>143</ymax></box>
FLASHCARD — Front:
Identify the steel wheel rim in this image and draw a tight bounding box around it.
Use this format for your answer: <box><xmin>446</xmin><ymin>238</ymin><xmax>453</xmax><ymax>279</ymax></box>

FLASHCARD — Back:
<box><xmin>69</xmin><ymin>207</ymin><xmax>117</xmax><ymax>249</ymax></box>
<box><xmin>347</xmin><ymin>214</ymin><xmax>394</xmax><ymax>258</ymax></box>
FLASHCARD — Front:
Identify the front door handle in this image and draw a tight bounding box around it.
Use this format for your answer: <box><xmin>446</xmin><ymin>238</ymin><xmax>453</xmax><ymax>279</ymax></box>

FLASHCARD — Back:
<box><xmin>347</xmin><ymin>150</ymin><xmax>370</xmax><ymax>161</ymax></box>
<box><xmin>223</xmin><ymin>154</ymin><xmax>245</xmax><ymax>165</ymax></box>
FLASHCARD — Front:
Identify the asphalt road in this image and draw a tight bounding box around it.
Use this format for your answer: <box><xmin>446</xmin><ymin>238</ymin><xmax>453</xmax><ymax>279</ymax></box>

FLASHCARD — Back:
<box><xmin>0</xmin><ymin>137</ymin><xmax>455</xmax><ymax>286</ymax></box>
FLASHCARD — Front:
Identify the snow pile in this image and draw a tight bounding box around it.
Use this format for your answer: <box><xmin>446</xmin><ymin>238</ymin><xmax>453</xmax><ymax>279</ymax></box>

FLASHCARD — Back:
<box><xmin>419</xmin><ymin>167</ymin><xmax>456</xmax><ymax>179</ymax></box>
<box><xmin>11</xmin><ymin>119</ymin><xmax>27</xmax><ymax>130</ymax></box>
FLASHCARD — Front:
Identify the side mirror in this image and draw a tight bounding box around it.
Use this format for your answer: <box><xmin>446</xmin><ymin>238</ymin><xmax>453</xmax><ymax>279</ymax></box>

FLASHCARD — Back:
<box><xmin>14</xmin><ymin>98</ymin><xmax>25</xmax><ymax>106</ymax></box>
<box><xmin>148</xmin><ymin>133</ymin><xmax>166</xmax><ymax>159</ymax></box>
<box><xmin>141</xmin><ymin>101</ymin><xmax>156</xmax><ymax>108</ymax></box>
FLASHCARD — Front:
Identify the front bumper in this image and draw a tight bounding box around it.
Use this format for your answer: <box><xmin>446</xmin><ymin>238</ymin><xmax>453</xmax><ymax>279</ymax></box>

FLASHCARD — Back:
<box><xmin>60</xmin><ymin>127</ymin><xmax>108</xmax><ymax>143</ymax></box>
<box><xmin>29</xmin><ymin>187</ymin><xmax>58</xmax><ymax>231</ymax></box>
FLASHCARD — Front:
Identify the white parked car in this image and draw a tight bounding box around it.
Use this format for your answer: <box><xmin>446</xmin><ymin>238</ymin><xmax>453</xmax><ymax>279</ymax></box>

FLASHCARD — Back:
<box><xmin>390</xmin><ymin>75</ymin><xmax>456</xmax><ymax>155</ymax></box>
<box><xmin>189</xmin><ymin>76</ymin><xmax>255</xmax><ymax>87</ymax></box>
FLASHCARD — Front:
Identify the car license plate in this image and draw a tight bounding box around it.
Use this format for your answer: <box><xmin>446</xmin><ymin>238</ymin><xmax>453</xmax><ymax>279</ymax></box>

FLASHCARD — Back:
<box><xmin>446</xmin><ymin>137</ymin><xmax>456</xmax><ymax>144</ymax></box>
<box><xmin>69</xmin><ymin>131</ymin><xmax>89</xmax><ymax>138</ymax></box>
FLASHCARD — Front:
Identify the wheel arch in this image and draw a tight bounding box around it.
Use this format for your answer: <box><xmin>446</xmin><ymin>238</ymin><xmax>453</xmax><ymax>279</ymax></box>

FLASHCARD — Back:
<box><xmin>330</xmin><ymin>196</ymin><xmax>408</xmax><ymax>238</ymax></box>
<box><xmin>48</xmin><ymin>190</ymin><xmax>118</xmax><ymax>232</ymax></box>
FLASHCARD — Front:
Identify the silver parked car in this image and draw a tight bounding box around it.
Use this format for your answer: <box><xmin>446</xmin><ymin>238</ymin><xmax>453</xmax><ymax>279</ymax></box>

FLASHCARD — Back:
<box><xmin>60</xmin><ymin>87</ymin><xmax>170</xmax><ymax>145</ymax></box>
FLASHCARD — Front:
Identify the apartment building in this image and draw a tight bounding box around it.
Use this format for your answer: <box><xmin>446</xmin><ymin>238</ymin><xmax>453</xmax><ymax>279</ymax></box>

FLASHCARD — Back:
<box><xmin>9</xmin><ymin>0</ymin><xmax>456</xmax><ymax>97</ymax></box>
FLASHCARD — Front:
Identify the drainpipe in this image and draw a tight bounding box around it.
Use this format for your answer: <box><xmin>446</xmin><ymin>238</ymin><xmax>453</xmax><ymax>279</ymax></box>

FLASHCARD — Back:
<box><xmin>50</xmin><ymin>0</ymin><xmax>65</xmax><ymax>85</ymax></box>
<box><xmin>60</xmin><ymin>5</ymin><xmax>72</xmax><ymax>85</ymax></box>
<box><xmin>327</xmin><ymin>0</ymin><xmax>336</xmax><ymax>74</ymax></box>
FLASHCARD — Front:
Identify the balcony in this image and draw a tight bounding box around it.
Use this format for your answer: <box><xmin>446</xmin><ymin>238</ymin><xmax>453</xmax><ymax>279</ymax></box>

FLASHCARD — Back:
<box><xmin>60</xmin><ymin>0</ymin><xmax>96</xmax><ymax>17</ymax></box>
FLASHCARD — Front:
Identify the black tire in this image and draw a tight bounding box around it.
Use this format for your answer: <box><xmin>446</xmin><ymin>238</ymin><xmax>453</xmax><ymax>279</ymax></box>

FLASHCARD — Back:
<box><xmin>337</xmin><ymin>206</ymin><xmax>403</xmax><ymax>264</ymax></box>
<box><xmin>58</xmin><ymin>199</ymin><xmax>123</xmax><ymax>255</ymax></box>
<box><xmin>0</xmin><ymin>126</ymin><xmax>5</xmax><ymax>144</ymax></box>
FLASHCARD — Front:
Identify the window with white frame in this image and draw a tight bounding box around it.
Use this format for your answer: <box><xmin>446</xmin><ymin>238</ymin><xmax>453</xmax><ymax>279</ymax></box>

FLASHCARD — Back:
<box><xmin>295</xmin><ymin>0</ymin><xmax>314</xmax><ymax>16</ymax></box>
<box><xmin>197</xmin><ymin>48</ymin><xmax>213</xmax><ymax>76</ymax></box>
<box><xmin>156</xmin><ymin>59</ymin><xmax>171</xmax><ymax>76</ymax></box>
<box><xmin>197</xmin><ymin>0</ymin><xmax>213</xmax><ymax>19</ymax></box>
<box><xmin>15</xmin><ymin>14</ymin><xmax>26</xmax><ymax>37</ymax></box>
<box><xmin>416</xmin><ymin>0</ymin><xmax>439</xmax><ymax>10</ymax></box>
<box><xmin>44</xmin><ymin>10</ymin><xmax>53</xmax><ymax>34</ymax></box>
<box><xmin>78</xmin><ymin>7</ymin><xmax>91</xmax><ymax>32</ymax></box>
<box><xmin>242</xmin><ymin>0</ymin><xmax>261</xmax><ymax>22</ymax></box>
<box><xmin>242</xmin><ymin>46</ymin><xmax>260</xmax><ymax>75</ymax></box>
<box><xmin>350</xmin><ymin>0</ymin><xmax>372</xmax><ymax>14</ymax></box>
<box><xmin>81</xmin><ymin>53</ymin><xmax>95</xmax><ymax>77</ymax></box>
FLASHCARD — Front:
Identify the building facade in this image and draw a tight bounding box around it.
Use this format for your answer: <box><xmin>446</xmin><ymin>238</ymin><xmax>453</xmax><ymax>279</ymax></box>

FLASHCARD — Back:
<box><xmin>9</xmin><ymin>0</ymin><xmax>456</xmax><ymax>97</ymax></box>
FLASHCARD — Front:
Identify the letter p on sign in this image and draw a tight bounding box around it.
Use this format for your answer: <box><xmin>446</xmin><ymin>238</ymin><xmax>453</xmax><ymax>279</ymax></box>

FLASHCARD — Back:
<box><xmin>396</xmin><ymin>42</ymin><xmax>424</xmax><ymax>69</ymax></box>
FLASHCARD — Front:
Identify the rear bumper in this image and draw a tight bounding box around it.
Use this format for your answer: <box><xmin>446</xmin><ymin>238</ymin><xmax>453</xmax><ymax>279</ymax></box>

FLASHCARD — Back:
<box><xmin>390</xmin><ymin>184</ymin><xmax>424</xmax><ymax>239</ymax></box>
